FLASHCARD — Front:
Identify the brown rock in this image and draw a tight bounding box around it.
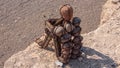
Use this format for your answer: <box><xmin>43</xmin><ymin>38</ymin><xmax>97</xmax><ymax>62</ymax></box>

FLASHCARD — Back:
<box><xmin>60</xmin><ymin>4</ymin><xmax>73</xmax><ymax>21</ymax></box>
<box><xmin>61</xmin><ymin>48</ymin><xmax>72</xmax><ymax>53</ymax></box>
<box><xmin>58</xmin><ymin>57</ymin><xmax>69</xmax><ymax>64</ymax></box>
<box><xmin>54</xmin><ymin>25</ymin><xmax>65</xmax><ymax>37</ymax></box>
<box><xmin>61</xmin><ymin>43</ymin><xmax>70</xmax><ymax>49</ymax></box>
<box><xmin>64</xmin><ymin>21</ymin><xmax>74</xmax><ymax>32</ymax></box>
<box><xmin>62</xmin><ymin>50</ymin><xmax>70</xmax><ymax>55</ymax></box>
<box><xmin>61</xmin><ymin>54</ymin><xmax>71</xmax><ymax>59</ymax></box>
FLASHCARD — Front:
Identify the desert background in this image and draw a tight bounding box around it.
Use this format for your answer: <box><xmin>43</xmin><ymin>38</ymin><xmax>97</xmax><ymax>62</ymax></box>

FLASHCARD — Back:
<box><xmin>0</xmin><ymin>0</ymin><xmax>107</xmax><ymax>68</ymax></box>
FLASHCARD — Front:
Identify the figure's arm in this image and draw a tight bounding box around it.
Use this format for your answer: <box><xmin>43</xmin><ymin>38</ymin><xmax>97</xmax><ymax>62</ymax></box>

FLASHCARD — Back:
<box><xmin>35</xmin><ymin>19</ymin><xmax>55</xmax><ymax>48</ymax></box>
<box><xmin>45</xmin><ymin>18</ymin><xmax>63</xmax><ymax>57</ymax></box>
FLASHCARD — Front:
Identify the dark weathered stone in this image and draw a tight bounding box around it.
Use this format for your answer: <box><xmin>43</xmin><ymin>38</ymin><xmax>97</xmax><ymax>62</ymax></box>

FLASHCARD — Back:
<box><xmin>61</xmin><ymin>34</ymin><xmax>72</xmax><ymax>43</ymax></box>
<box><xmin>72</xmin><ymin>17</ymin><xmax>81</xmax><ymax>26</ymax></box>
<box><xmin>73</xmin><ymin>44</ymin><xmax>81</xmax><ymax>49</ymax></box>
<box><xmin>73</xmin><ymin>36</ymin><xmax>82</xmax><ymax>44</ymax></box>
<box><xmin>72</xmin><ymin>26</ymin><xmax>81</xmax><ymax>36</ymax></box>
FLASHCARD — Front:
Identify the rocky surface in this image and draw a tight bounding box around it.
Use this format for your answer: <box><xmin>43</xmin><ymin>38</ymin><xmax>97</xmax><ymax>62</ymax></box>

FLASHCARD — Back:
<box><xmin>0</xmin><ymin>0</ymin><xmax>106</xmax><ymax>68</ymax></box>
<box><xmin>4</xmin><ymin>0</ymin><xmax>120</xmax><ymax>68</ymax></box>
<box><xmin>100</xmin><ymin>0</ymin><xmax>120</xmax><ymax>25</ymax></box>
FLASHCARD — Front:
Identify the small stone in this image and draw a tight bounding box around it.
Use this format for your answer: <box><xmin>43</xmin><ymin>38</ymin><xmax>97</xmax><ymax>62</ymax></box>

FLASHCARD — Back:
<box><xmin>73</xmin><ymin>36</ymin><xmax>82</xmax><ymax>44</ymax></box>
<box><xmin>64</xmin><ymin>21</ymin><xmax>74</xmax><ymax>32</ymax></box>
<box><xmin>61</xmin><ymin>54</ymin><xmax>70</xmax><ymax>59</ymax></box>
<box><xmin>55</xmin><ymin>60</ymin><xmax>63</xmax><ymax>67</ymax></box>
<box><xmin>61</xmin><ymin>48</ymin><xmax>70</xmax><ymax>52</ymax></box>
<box><xmin>81</xmin><ymin>52</ymin><xmax>86</xmax><ymax>58</ymax></box>
<box><xmin>54</xmin><ymin>26</ymin><xmax>65</xmax><ymax>37</ymax></box>
<box><xmin>72</xmin><ymin>17</ymin><xmax>81</xmax><ymax>26</ymax></box>
<box><xmin>61</xmin><ymin>34</ymin><xmax>72</xmax><ymax>43</ymax></box>
<box><xmin>61</xmin><ymin>42</ymin><xmax>71</xmax><ymax>49</ymax></box>
<box><xmin>58</xmin><ymin>57</ymin><xmax>69</xmax><ymax>64</ymax></box>
<box><xmin>73</xmin><ymin>44</ymin><xmax>81</xmax><ymax>49</ymax></box>
<box><xmin>72</xmin><ymin>26</ymin><xmax>81</xmax><ymax>36</ymax></box>
<box><xmin>62</xmin><ymin>50</ymin><xmax>70</xmax><ymax>55</ymax></box>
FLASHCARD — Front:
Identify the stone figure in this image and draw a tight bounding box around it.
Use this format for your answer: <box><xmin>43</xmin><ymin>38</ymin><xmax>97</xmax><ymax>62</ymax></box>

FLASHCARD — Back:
<box><xmin>35</xmin><ymin>4</ymin><xmax>83</xmax><ymax>64</ymax></box>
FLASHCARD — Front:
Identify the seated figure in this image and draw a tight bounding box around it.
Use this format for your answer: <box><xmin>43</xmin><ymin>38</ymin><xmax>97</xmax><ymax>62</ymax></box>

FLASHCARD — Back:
<box><xmin>36</xmin><ymin>4</ymin><xmax>83</xmax><ymax>64</ymax></box>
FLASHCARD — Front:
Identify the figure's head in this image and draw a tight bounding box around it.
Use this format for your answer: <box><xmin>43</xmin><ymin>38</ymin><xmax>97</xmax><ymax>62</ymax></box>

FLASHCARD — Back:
<box><xmin>60</xmin><ymin>4</ymin><xmax>73</xmax><ymax>21</ymax></box>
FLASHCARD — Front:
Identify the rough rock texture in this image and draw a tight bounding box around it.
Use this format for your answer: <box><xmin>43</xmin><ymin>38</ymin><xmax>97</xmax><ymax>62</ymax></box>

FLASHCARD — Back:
<box><xmin>100</xmin><ymin>0</ymin><xmax>120</xmax><ymax>25</ymax></box>
<box><xmin>0</xmin><ymin>0</ymin><xmax>106</xmax><ymax>67</ymax></box>
<box><xmin>4</xmin><ymin>0</ymin><xmax>120</xmax><ymax>68</ymax></box>
<box><xmin>4</xmin><ymin>42</ymin><xmax>58</xmax><ymax>68</ymax></box>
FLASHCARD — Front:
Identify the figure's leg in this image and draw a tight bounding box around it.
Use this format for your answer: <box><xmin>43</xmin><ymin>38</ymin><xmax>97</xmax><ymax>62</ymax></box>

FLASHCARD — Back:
<box><xmin>71</xmin><ymin>36</ymin><xmax>83</xmax><ymax>59</ymax></box>
<box><xmin>42</xmin><ymin>35</ymin><xmax>52</xmax><ymax>48</ymax></box>
<box><xmin>53</xmin><ymin>36</ymin><xmax>61</xmax><ymax>57</ymax></box>
<box><xmin>35</xmin><ymin>34</ymin><xmax>46</xmax><ymax>47</ymax></box>
<box><xmin>58</xmin><ymin>42</ymin><xmax>72</xmax><ymax>64</ymax></box>
<box><xmin>35</xmin><ymin>34</ymin><xmax>51</xmax><ymax>48</ymax></box>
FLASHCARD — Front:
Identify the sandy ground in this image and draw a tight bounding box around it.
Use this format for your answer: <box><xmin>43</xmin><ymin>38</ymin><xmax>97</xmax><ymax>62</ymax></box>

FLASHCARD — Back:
<box><xmin>0</xmin><ymin>0</ymin><xmax>106</xmax><ymax>68</ymax></box>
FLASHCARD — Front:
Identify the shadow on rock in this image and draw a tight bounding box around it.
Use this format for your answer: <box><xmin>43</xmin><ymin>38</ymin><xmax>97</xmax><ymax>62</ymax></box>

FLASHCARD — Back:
<box><xmin>62</xmin><ymin>47</ymin><xmax>118</xmax><ymax>68</ymax></box>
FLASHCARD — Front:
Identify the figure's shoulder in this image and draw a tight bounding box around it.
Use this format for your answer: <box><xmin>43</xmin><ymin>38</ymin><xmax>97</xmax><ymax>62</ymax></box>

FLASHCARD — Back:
<box><xmin>72</xmin><ymin>17</ymin><xmax>81</xmax><ymax>26</ymax></box>
<box><xmin>72</xmin><ymin>17</ymin><xmax>81</xmax><ymax>23</ymax></box>
<box><xmin>45</xmin><ymin>18</ymin><xmax>58</xmax><ymax>25</ymax></box>
<box><xmin>54</xmin><ymin>18</ymin><xmax>64</xmax><ymax>26</ymax></box>
<box><xmin>45</xmin><ymin>18</ymin><xmax>64</xmax><ymax>26</ymax></box>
